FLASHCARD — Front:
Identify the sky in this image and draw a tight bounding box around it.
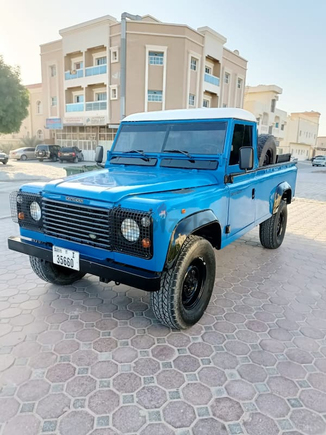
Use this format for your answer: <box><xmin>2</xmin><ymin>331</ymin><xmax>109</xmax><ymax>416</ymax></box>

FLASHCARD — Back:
<box><xmin>1</xmin><ymin>0</ymin><xmax>326</xmax><ymax>134</ymax></box>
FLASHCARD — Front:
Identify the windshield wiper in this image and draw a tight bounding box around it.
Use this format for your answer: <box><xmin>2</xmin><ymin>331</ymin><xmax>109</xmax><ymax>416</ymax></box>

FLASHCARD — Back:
<box><xmin>122</xmin><ymin>149</ymin><xmax>149</xmax><ymax>161</ymax></box>
<box><xmin>163</xmin><ymin>149</ymin><xmax>195</xmax><ymax>162</ymax></box>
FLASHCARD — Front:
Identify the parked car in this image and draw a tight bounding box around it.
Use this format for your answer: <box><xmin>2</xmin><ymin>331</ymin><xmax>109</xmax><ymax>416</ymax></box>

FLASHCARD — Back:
<box><xmin>9</xmin><ymin>147</ymin><xmax>36</xmax><ymax>161</ymax></box>
<box><xmin>9</xmin><ymin>108</ymin><xmax>297</xmax><ymax>330</ymax></box>
<box><xmin>0</xmin><ymin>151</ymin><xmax>8</xmax><ymax>164</ymax></box>
<box><xmin>58</xmin><ymin>147</ymin><xmax>84</xmax><ymax>163</ymax></box>
<box><xmin>35</xmin><ymin>144</ymin><xmax>61</xmax><ymax>162</ymax></box>
<box><xmin>312</xmin><ymin>156</ymin><xmax>326</xmax><ymax>167</ymax></box>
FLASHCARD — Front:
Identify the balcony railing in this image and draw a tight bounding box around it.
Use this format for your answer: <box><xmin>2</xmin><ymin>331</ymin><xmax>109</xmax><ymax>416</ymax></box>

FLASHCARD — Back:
<box><xmin>65</xmin><ymin>70</ymin><xmax>83</xmax><ymax>80</ymax></box>
<box><xmin>66</xmin><ymin>103</ymin><xmax>84</xmax><ymax>112</ymax></box>
<box><xmin>204</xmin><ymin>73</ymin><xmax>220</xmax><ymax>86</ymax></box>
<box><xmin>85</xmin><ymin>101</ymin><xmax>107</xmax><ymax>111</ymax></box>
<box><xmin>85</xmin><ymin>65</ymin><xmax>107</xmax><ymax>77</ymax></box>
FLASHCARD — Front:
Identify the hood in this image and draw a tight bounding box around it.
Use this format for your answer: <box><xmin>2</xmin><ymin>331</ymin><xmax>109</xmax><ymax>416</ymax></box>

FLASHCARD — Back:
<box><xmin>43</xmin><ymin>167</ymin><xmax>218</xmax><ymax>203</ymax></box>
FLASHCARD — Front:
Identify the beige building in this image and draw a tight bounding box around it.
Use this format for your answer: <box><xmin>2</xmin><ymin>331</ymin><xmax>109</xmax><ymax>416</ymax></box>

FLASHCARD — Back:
<box><xmin>0</xmin><ymin>83</ymin><xmax>47</xmax><ymax>148</ymax></box>
<box><xmin>38</xmin><ymin>14</ymin><xmax>247</xmax><ymax>160</ymax></box>
<box><xmin>244</xmin><ymin>85</ymin><xmax>287</xmax><ymax>146</ymax></box>
<box><xmin>315</xmin><ymin>137</ymin><xmax>326</xmax><ymax>157</ymax></box>
<box><xmin>283</xmin><ymin>111</ymin><xmax>320</xmax><ymax>160</ymax></box>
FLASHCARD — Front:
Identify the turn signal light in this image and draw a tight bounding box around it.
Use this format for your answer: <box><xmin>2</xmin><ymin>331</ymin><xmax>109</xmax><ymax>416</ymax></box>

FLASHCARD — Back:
<box><xmin>142</xmin><ymin>238</ymin><xmax>151</xmax><ymax>248</ymax></box>
<box><xmin>18</xmin><ymin>212</ymin><xmax>24</xmax><ymax>220</ymax></box>
<box><xmin>181</xmin><ymin>209</ymin><xmax>186</xmax><ymax>214</ymax></box>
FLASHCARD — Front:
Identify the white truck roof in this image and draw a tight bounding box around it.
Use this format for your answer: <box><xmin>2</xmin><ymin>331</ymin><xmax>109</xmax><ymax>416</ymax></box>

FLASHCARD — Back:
<box><xmin>124</xmin><ymin>108</ymin><xmax>256</xmax><ymax>123</ymax></box>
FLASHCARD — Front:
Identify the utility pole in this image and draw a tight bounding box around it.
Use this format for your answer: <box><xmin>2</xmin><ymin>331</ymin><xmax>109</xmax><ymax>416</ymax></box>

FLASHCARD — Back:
<box><xmin>120</xmin><ymin>12</ymin><xmax>142</xmax><ymax>121</ymax></box>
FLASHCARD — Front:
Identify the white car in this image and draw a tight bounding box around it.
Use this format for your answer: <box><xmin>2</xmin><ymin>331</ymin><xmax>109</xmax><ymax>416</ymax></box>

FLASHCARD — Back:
<box><xmin>312</xmin><ymin>156</ymin><xmax>326</xmax><ymax>167</ymax></box>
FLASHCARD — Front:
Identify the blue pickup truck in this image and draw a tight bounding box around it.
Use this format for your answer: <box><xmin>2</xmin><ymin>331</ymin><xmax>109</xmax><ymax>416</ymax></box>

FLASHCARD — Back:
<box><xmin>8</xmin><ymin>108</ymin><xmax>297</xmax><ymax>329</ymax></box>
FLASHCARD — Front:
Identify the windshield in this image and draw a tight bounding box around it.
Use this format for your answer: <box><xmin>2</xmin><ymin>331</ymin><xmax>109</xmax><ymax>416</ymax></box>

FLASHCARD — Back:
<box><xmin>113</xmin><ymin>121</ymin><xmax>227</xmax><ymax>155</ymax></box>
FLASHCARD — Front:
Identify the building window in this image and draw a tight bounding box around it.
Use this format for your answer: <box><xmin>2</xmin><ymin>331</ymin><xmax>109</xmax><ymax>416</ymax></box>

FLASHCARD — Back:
<box><xmin>37</xmin><ymin>129</ymin><xmax>43</xmax><ymax>140</ymax></box>
<box><xmin>111</xmin><ymin>50</ymin><xmax>119</xmax><ymax>63</ymax></box>
<box><xmin>96</xmin><ymin>57</ymin><xmax>107</xmax><ymax>66</ymax></box>
<box><xmin>50</xmin><ymin>65</ymin><xmax>56</xmax><ymax>77</ymax></box>
<box><xmin>281</xmin><ymin>124</ymin><xmax>285</xmax><ymax>131</ymax></box>
<box><xmin>189</xmin><ymin>94</ymin><xmax>195</xmax><ymax>106</ymax></box>
<box><xmin>149</xmin><ymin>52</ymin><xmax>164</xmax><ymax>65</ymax></box>
<box><xmin>74</xmin><ymin>95</ymin><xmax>84</xmax><ymax>103</ymax></box>
<box><xmin>110</xmin><ymin>86</ymin><xmax>118</xmax><ymax>100</ymax></box>
<box><xmin>73</xmin><ymin>61</ymin><xmax>83</xmax><ymax>70</ymax></box>
<box><xmin>275</xmin><ymin>122</ymin><xmax>279</xmax><ymax>128</ymax></box>
<box><xmin>224</xmin><ymin>72</ymin><xmax>230</xmax><ymax>84</ymax></box>
<box><xmin>237</xmin><ymin>78</ymin><xmax>242</xmax><ymax>89</ymax></box>
<box><xmin>96</xmin><ymin>92</ymin><xmax>107</xmax><ymax>101</ymax></box>
<box><xmin>51</xmin><ymin>97</ymin><xmax>57</xmax><ymax>106</ymax></box>
<box><xmin>148</xmin><ymin>90</ymin><xmax>162</xmax><ymax>102</ymax></box>
<box><xmin>190</xmin><ymin>58</ymin><xmax>197</xmax><ymax>71</ymax></box>
<box><xmin>203</xmin><ymin>99</ymin><xmax>210</xmax><ymax>108</ymax></box>
<box><xmin>205</xmin><ymin>66</ymin><xmax>212</xmax><ymax>74</ymax></box>
<box><xmin>271</xmin><ymin>99</ymin><xmax>276</xmax><ymax>113</ymax></box>
<box><xmin>36</xmin><ymin>101</ymin><xmax>42</xmax><ymax>114</ymax></box>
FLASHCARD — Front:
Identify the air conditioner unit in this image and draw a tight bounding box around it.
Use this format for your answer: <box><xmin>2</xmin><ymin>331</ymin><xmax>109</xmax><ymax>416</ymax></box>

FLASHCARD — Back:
<box><xmin>70</xmin><ymin>69</ymin><xmax>77</xmax><ymax>75</ymax></box>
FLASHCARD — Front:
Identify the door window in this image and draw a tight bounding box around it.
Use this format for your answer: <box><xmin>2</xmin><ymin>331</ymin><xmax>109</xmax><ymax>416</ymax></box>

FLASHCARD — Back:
<box><xmin>229</xmin><ymin>124</ymin><xmax>253</xmax><ymax>166</ymax></box>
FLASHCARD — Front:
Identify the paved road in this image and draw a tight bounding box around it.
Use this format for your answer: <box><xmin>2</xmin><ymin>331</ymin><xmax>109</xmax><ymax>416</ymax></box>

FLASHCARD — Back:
<box><xmin>296</xmin><ymin>161</ymin><xmax>326</xmax><ymax>201</ymax></box>
<box><xmin>0</xmin><ymin>161</ymin><xmax>325</xmax><ymax>434</ymax></box>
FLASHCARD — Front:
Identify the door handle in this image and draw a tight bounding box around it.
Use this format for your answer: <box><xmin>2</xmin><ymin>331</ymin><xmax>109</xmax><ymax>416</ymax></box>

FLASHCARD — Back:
<box><xmin>252</xmin><ymin>188</ymin><xmax>255</xmax><ymax>199</ymax></box>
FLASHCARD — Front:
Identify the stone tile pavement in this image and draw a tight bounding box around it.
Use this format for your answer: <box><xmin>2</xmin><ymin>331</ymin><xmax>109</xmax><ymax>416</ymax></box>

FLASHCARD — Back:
<box><xmin>0</xmin><ymin>197</ymin><xmax>326</xmax><ymax>434</ymax></box>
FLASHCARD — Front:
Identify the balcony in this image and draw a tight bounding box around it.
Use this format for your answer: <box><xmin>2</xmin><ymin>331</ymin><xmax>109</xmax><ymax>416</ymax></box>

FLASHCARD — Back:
<box><xmin>85</xmin><ymin>101</ymin><xmax>107</xmax><ymax>111</ymax></box>
<box><xmin>66</xmin><ymin>103</ymin><xmax>84</xmax><ymax>112</ymax></box>
<box><xmin>85</xmin><ymin>65</ymin><xmax>107</xmax><ymax>77</ymax></box>
<box><xmin>204</xmin><ymin>73</ymin><xmax>220</xmax><ymax>86</ymax></box>
<box><xmin>65</xmin><ymin>70</ymin><xmax>83</xmax><ymax>80</ymax></box>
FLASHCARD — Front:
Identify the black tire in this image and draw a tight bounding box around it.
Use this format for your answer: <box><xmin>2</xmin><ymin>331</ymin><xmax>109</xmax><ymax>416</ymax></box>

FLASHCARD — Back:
<box><xmin>52</xmin><ymin>155</ymin><xmax>58</xmax><ymax>162</ymax></box>
<box><xmin>30</xmin><ymin>256</ymin><xmax>85</xmax><ymax>285</ymax></box>
<box><xmin>257</xmin><ymin>134</ymin><xmax>277</xmax><ymax>167</ymax></box>
<box><xmin>74</xmin><ymin>157</ymin><xmax>78</xmax><ymax>163</ymax></box>
<box><xmin>59</xmin><ymin>159</ymin><xmax>63</xmax><ymax>163</ymax></box>
<box><xmin>259</xmin><ymin>200</ymin><xmax>287</xmax><ymax>249</ymax></box>
<box><xmin>2</xmin><ymin>160</ymin><xmax>8</xmax><ymax>165</ymax></box>
<box><xmin>39</xmin><ymin>159</ymin><xmax>43</xmax><ymax>162</ymax></box>
<box><xmin>21</xmin><ymin>154</ymin><xmax>27</xmax><ymax>161</ymax></box>
<box><xmin>151</xmin><ymin>235</ymin><xmax>216</xmax><ymax>329</ymax></box>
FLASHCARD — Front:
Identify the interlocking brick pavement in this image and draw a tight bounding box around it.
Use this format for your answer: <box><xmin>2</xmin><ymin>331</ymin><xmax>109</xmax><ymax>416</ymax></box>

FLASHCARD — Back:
<box><xmin>0</xmin><ymin>197</ymin><xmax>326</xmax><ymax>434</ymax></box>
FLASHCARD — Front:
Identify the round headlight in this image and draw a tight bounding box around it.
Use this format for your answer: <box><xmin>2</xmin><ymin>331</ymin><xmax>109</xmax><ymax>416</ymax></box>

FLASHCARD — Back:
<box><xmin>121</xmin><ymin>218</ymin><xmax>140</xmax><ymax>242</ymax></box>
<box><xmin>141</xmin><ymin>216</ymin><xmax>151</xmax><ymax>227</ymax></box>
<box><xmin>16</xmin><ymin>195</ymin><xmax>23</xmax><ymax>204</ymax></box>
<box><xmin>30</xmin><ymin>201</ymin><xmax>41</xmax><ymax>221</ymax></box>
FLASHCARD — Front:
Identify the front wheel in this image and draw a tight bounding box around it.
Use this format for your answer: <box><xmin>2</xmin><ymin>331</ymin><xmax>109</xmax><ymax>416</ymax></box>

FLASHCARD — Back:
<box><xmin>151</xmin><ymin>235</ymin><xmax>216</xmax><ymax>329</ymax></box>
<box><xmin>30</xmin><ymin>257</ymin><xmax>85</xmax><ymax>285</ymax></box>
<box><xmin>259</xmin><ymin>200</ymin><xmax>288</xmax><ymax>249</ymax></box>
<box><xmin>2</xmin><ymin>161</ymin><xmax>7</xmax><ymax>165</ymax></box>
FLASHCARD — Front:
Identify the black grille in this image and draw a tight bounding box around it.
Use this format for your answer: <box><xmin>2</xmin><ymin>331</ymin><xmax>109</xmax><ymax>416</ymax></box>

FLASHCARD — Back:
<box><xmin>110</xmin><ymin>207</ymin><xmax>153</xmax><ymax>259</ymax></box>
<box><xmin>42</xmin><ymin>199</ymin><xmax>111</xmax><ymax>250</ymax></box>
<box><xmin>10</xmin><ymin>191</ymin><xmax>42</xmax><ymax>230</ymax></box>
<box><xmin>42</xmin><ymin>199</ymin><xmax>153</xmax><ymax>259</ymax></box>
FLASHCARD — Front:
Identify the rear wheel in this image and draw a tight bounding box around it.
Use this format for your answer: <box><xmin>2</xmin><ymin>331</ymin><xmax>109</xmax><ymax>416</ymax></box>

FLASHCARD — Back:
<box><xmin>259</xmin><ymin>200</ymin><xmax>288</xmax><ymax>249</ymax></box>
<box><xmin>21</xmin><ymin>154</ymin><xmax>27</xmax><ymax>161</ymax></box>
<box><xmin>30</xmin><ymin>256</ymin><xmax>85</xmax><ymax>285</ymax></box>
<box><xmin>52</xmin><ymin>155</ymin><xmax>58</xmax><ymax>162</ymax></box>
<box><xmin>74</xmin><ymin>157</ymin><xmax>78</xmax><ymax>163</ymax></box>
<box><xmin>151</xmin><ymin>235</ymin><xmax>216</xmax><ymax>329</ymax></box>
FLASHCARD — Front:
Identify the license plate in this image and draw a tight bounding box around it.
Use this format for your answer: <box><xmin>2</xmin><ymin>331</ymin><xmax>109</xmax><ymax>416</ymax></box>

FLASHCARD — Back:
<box><xmin>53</xmin><ymin>246</ymin><xmax>80</xmax><ymax>271</ymax></box>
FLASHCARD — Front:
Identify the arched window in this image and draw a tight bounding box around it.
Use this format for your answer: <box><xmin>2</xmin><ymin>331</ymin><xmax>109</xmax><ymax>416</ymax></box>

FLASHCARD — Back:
<box><xmin>37</xmin><ymin>129</ymin><xmax>44</xmax><ymax>140</ymax></box>
<box><xmin>36</xmin><ymin>101</ymin><xmax>42</xmax><ymax>114</ymax></box>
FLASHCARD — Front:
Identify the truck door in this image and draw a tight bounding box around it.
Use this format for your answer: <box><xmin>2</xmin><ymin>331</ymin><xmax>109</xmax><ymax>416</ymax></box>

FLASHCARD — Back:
<box><xmin>226</xmin><ymin>122</ymin><xmax>256</xmax><ymax>236</ymax></box>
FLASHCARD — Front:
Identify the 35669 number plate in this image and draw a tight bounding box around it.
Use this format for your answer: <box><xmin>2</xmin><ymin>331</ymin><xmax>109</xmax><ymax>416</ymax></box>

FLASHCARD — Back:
<box><xmin>53</xmin><ymin>246</ymin><xmax>80</xmax><ymax>271</ymax></box>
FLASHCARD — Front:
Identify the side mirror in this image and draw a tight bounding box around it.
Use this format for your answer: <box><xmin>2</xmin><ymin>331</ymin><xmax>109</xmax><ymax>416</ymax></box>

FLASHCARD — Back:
<box><xmin>239</xmin><ymin>146</ymin><xmax>254</xmax><ymax>170</ymax></box>
<box><xmin>95</xmin><ymin>146</ymin><xmax>104</xmax><ymax>163</ymax></box>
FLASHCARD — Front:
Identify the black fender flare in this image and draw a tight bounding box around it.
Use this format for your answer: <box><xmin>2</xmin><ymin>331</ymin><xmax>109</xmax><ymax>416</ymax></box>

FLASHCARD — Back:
<box><xmin>272</xmin><ymin>181</ymin><xmax>292</xmax><ymax>214</ymax></box>
<box><xmin>165</xmin><ymin>210</ymin><xmax>221</xmax><ymax>269</ymax></box>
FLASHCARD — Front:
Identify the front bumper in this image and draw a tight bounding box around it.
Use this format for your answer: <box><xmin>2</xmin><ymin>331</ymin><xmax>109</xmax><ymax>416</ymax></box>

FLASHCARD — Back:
<box><xmin>8</xmin><ymin>236</ymin><xmax>161</xmax><ymax>291</ymax></box>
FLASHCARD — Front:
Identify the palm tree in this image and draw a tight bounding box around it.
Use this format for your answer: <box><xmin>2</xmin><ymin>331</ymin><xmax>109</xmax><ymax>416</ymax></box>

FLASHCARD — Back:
<box><xmin>20</xmin><ymin>136</ymin><xmax>42</xmax><ymax>147</ymax></box>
